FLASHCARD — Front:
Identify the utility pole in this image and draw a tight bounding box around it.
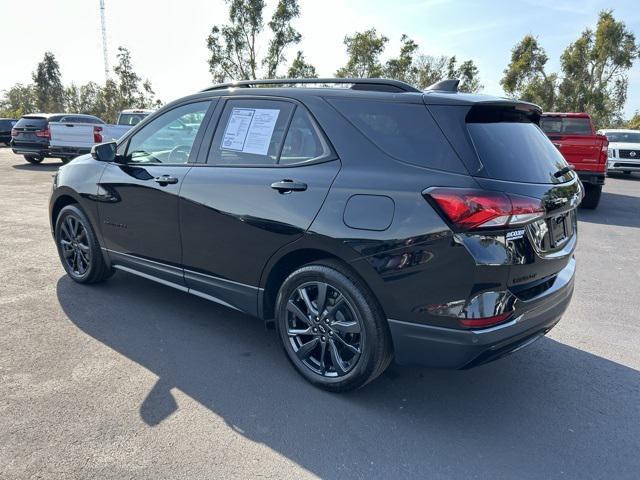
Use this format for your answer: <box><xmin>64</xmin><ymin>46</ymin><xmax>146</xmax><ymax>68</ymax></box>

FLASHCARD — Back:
<box><xmin>99</xmin><ymin>0</ymin><xmax>109</xmax><ymax>82</ymax></box>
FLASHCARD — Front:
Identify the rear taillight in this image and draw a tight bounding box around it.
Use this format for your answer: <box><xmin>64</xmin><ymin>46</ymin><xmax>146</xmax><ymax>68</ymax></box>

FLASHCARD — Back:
<box><xmin>93</xmin><ymin>126</ymin><xmax>103</xmax><ymax>143</ymax></box>
<box><xmin>425</xmin><ymin>188</ymin><xmax>545</xmax><ymax>231</ymax></box>
<box><xmin>35</xmin><ymin>127</ymin><xmax>50</xmax><ymax>139</ymax></box>
<box><xmin>11</xmin><ymin>128</ymin><xmax>17</xmax><ymax>137</ymax></box>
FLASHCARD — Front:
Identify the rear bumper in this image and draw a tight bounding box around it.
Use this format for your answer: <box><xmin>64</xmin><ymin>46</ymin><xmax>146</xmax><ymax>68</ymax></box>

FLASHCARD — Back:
<box><xmin>576</xmin><ymin>171</ymin><xmax>605</xmax><ymax>185</ymax></box>
<box><xmin>49</xmin><ymin>146</ymin><xmax>91</xmax><ymax>158</ymax></box>
<box><xmin>11</xmin><ymin>141</ymin><xmax>50</xmax><ymax>158</ymax></box>
<box><xmin>388</xmin><ymin>256</ymin><xmax>575</xmax><ymax>369</ymax></box>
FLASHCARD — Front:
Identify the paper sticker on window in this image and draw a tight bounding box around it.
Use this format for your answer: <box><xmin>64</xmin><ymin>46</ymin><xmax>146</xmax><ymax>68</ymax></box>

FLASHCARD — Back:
<box><xmin>221</xmin><ymin>108</ymin><xmax>280</xmax><ymax>156</ymax></box>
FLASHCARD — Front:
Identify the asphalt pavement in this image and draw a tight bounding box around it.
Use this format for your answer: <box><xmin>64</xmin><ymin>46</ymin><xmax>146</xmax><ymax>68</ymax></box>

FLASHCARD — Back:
<box><xmin>1</xmin><ymin>147</ymin><xmax>639</xmax><ymax>479</ymax></box>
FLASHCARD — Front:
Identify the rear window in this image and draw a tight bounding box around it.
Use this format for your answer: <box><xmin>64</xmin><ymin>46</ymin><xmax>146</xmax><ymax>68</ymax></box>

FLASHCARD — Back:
<box><xmin>467</xmin><ymin>107</ymin><xmax>568</xmax><ymax>184</ymax></box>
<box><xmin>14</xmin><ymin>117</ymin><xmax>47</xmax><ymax>129</ymax></box>
<box><xmin>540</xmin><ymin>117</ymin><xmax>592</xmax><ymax>135</ymax></box>
<box><xmin>118</xmin><ymin>113</ymin><xmax>148</xmax><ymax>126</ymax></box>
<box><xmin>0</xmin><ymin>120</ymin><xmax>15</xmax><ymax>129</ymax></box>
<box><xmin>327</xmin><ymin>98</ymin><xmax>467</xmax><ymax>173</ymax></box>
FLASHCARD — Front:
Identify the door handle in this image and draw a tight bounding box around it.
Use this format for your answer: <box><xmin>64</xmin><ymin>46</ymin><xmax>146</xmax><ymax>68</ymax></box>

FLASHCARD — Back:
<box><xmin>154</xmin><ymin>175</ymin><xmax>179</xmax><ymax>185</ymax></box>
<box><xmin>270</xmin><ymin>179</ymin><xmax>307</xmax><ymax>193</ymax></box>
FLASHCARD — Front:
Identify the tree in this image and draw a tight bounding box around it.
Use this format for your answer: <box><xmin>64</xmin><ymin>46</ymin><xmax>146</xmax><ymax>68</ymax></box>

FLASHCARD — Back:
<box><xmin>0</xmin><ymin>84</ymin><xmax>37</xmax><ymax>118</ymax></box>
<box><xmin>501</xmin><ymin>11</ymin><xmax>639</xmax><ymax>126</ymax></box>
<box><xmin>287</xmin><ymin>51</ymin><xmax>317</xmax><ymax>78</ymax></box>
<box><xmin>383</xmin><ymin>34</ymin><xmax>418</xmax><ymax>83</ymax></box>
<box><xmin>501</xmin><ymin>35</ymin><xmax>557</xmax><ymax>109</ymax></box>
<box><xmin>265</xmin><ymin>0</ymin><xmax>301</xmax><ymax>78</ymax></box>
<box><xmin>557</xmin><ymin>10</ymin><xmax>639</xmax><ymax>127</ymax></box>
<box><xmin>335</xmin><ymin>29</ymin><xmax>388</xmax><ymax>78</ymax></box>
<box><xmin>207</xmin><ymin>0</ymin><xmax>302</xmax><ymax>82</ymax></box>
<box><xmin>32</xmin><ymin>51</ymin><xmax>65</xmax><ymax>112</ymax></box>
<box><xmin>628</xmin><ymin>111</ymin><xmax>640</xmax><ymax>130</ymax></box>
<box><xmin>445</xmin><ymin>57</ymin><xmax>482</xmax><ymax>93</ymax></box>
<box><xmin>336</xmin><ymin>31</ymin><xmax>482</xmax><ymax>92</ymax></box>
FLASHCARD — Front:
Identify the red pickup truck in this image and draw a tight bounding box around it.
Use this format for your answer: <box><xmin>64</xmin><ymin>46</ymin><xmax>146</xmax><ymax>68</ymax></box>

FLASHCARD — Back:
<box><xmin>540</xmin><ymin>112</ymin><xmax>608</xmax><ymax>209</ymax></box>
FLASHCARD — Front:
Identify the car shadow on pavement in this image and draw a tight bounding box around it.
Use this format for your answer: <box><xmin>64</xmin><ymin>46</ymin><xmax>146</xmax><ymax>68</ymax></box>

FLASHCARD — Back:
<box><xmin>11</xmin><ymin>162</ymin><xmax>62</xmax><ymax>172</ymax></box>
<box><xmin>578</xmin><ymin>192</ymin><xmax>640</xmax><ymax>228</ymax></box>
<box><xmin>56</xmin><ymin>273</ymin><xmax>640</xmax><ymax>479</ymax></box>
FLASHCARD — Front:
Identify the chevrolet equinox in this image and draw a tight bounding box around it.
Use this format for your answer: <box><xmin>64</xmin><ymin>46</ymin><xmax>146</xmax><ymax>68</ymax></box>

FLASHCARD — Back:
<box><xmin>50</xmin><ymin>78</ymin><xmax>581</xmax><ymax>391</ymax></box>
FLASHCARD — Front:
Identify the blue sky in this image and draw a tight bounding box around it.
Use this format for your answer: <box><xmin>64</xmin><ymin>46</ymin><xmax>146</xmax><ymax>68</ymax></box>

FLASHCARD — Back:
<box><xmin>1</xmin><ymin>0</ymin><xmax>639</xmax><ymax>119</ymax></box>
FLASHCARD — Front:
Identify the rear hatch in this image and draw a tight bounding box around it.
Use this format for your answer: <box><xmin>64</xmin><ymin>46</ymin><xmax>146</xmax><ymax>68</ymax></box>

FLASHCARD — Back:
<box><xmin>427</xmin><ymin>102</ymin><xmax>581</xmax><ymax>292</ymax></box>
<box><xmin>12</xmin><ymin>116</ymin><xmax>51</xmax><ymax>147</ymax></box>
<box><xmin>540</xmin><ymin>115</ymin><xmax>607</xmax><ymax>173</ymax></box>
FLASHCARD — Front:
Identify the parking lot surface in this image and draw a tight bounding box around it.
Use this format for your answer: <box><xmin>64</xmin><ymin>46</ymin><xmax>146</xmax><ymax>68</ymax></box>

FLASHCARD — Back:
<box><xmin>1</xmin><ymin>147</ymin><xmax>639</xmax><ymax>479</ymax></box>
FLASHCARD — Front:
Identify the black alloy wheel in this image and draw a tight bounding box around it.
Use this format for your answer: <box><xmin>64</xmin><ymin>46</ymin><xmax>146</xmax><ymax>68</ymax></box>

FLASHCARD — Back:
<box><xmin>59</xmin><ymin>215</ymin><xmax>91</xmax><ymax>277</ymax></box>
<box><xmin>55</xmin><ymin>205</ymin><xmax>113</xmax><ymax>284</ymax></box>
<box><xmin>286</xmin><ymin>281</ymin><xmax>363</xmax><ymax>377</ymax></box>
<box><xmin>276</xmin><ymin>261</ymin><xmax>393</xmax><ymax>392</ymax></box>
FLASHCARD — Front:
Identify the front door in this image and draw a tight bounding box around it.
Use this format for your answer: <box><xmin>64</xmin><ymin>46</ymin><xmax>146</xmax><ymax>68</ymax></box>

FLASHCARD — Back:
<box><xmin>97</xmin><ymin>100</ymin><xmax>213</xmax><ymax>286</ymax></box>
<box><xmin>179</xmin><ymin>98</ymin><xmax>340</xmax><ymax>315</ymax></box>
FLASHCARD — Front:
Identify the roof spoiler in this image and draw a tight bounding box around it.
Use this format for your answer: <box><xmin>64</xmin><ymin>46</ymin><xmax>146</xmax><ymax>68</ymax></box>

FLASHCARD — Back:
<box><xmin>425</xmin><ymin>79</ymin><xmax>460</xmax><ymax>93</ymax></box>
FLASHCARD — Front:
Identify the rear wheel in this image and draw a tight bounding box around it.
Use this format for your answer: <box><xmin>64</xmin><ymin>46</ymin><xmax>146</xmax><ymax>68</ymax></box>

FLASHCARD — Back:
<box><xmin>55</xmin><ymin>205</ymin><xmax>113</xmax><ymax>284</ymax></box>
<box><xmin>580</xmin><ymin>184</ymin><xmax>602</xmax><ymax>209</ymax></box>
<box><xmin>24</xmin><ymin>155</ymin><xmax>43</xmax><ymax>164</ymax></box>
<box><xmin>276</xmin><ymin>260</ymin><xmax>393</xmax><ymax>392</ymax></box>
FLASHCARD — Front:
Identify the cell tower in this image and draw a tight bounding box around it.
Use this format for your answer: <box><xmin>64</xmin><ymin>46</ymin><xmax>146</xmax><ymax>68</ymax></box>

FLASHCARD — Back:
<box><xmin>99</xmin><ymin>0</ymin><xmax>109</xmax><ymax>81</ymax></box>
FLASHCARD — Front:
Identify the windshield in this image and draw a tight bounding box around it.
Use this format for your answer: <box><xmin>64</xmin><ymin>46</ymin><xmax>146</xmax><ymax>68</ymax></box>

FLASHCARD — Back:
<box><xmin>467</xmin><ymin>108</ymin><xmax>569</xmax><ymax>184</ymax></box>
<box><xmin>604</xmin><ymin>131</ymin><xmax>640</xmax><ymax>143</ymax></box>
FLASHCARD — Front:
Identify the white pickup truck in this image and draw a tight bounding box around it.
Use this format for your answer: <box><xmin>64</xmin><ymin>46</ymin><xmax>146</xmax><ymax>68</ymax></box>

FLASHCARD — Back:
<box><xmin>49</xmin><ymin>109</ymin><xmax>153</xmax><ymax>161</ymax></box>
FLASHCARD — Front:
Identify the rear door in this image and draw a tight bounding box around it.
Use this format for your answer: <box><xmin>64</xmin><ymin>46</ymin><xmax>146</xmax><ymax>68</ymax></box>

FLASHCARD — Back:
<box><xmin>179</xmin><ymin>97</ymin><xmax>340</xmax><ymax>315</ymax></box>
<box><xmin>97</xmin><ymin>100</ymin><xmax>214</xmax><ymax>286</ymax></box>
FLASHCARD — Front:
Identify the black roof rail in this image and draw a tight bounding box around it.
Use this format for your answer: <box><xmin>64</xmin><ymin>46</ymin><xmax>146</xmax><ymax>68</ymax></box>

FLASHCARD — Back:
<box><xmin>425</xmin><ymin>79</ymin><xmax>460</xmax><ymax>93</ymax></box>
<box><xmin>202</xmin><ymin>78</ymin><xmax>422</xmax><ymax>93</ymax></box>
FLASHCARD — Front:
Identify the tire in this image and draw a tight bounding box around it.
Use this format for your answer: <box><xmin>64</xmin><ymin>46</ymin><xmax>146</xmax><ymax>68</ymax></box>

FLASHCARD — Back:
<box><xmin>275</xmin><ymin>260</ymin><xmax>393</xmax><ymax>392</ymax></box>
<box><xmin>24</xmin><ymin>155</ymin><xmax>43</xmax><ymax>164</ymax></box>
<box><xmin>55</xmin><ymin>205</ymin><xmax>113</xmax><ymax>284</ymax></box>
<box><xmin>580</xmin><ymin>183</ymin><xmax>602</xmax><ymax>209</ymax></box>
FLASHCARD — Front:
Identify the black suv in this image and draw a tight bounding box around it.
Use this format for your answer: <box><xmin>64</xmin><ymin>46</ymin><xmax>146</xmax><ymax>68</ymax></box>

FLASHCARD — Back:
<box><xmin>11</xmin><ymin>113</ymin><xmax>104</xmax><ymax>164</ymax></box>
<box><xmin>49</xmin><ymin>78</ymin><xmax>581</xmax><ymax>391</ymax></box>
<box><xmin>0</xmin><ymin>118</ymin><xmax>17</xmax><ymax>145</ymax></box>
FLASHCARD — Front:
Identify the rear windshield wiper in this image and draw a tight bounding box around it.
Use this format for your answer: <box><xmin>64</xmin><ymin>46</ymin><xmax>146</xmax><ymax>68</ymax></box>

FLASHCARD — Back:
<box><xmin>554</xmin><ymin>165</ymin><xmax>575</xmax><ymax>178</ymax></box>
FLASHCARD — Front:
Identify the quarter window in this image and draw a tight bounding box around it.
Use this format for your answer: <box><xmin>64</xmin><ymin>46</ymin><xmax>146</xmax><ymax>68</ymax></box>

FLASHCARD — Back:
<box><xmin>207</xmin><ymin>99</ymin><xmax>294</xmax><ymax>166</ymax></box>
<box><xmin>124</xmin><ymin>101</ymin><xmax>210</xmax><ymax>164</ymax></box>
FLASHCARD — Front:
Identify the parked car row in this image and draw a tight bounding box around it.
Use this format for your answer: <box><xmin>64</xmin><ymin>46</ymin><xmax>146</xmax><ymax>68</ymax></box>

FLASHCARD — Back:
<box><xmin>9</xmin><ymin>109</ymin><xmax>152</xmax><ymax>164</ymax></box>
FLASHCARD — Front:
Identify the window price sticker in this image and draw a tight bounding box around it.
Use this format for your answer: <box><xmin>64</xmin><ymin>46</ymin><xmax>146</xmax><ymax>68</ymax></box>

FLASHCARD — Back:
<box><xmin>221</xmin><ymin>108</ymin><xmax>280</xmax><ymax>156</ymax></box>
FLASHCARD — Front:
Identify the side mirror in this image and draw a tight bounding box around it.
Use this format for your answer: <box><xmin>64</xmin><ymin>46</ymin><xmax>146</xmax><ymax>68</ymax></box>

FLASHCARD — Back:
<box><xmin>91</xmin><ymin>141</ymin><xmax>117</xmax><ymax>162</ymax></box>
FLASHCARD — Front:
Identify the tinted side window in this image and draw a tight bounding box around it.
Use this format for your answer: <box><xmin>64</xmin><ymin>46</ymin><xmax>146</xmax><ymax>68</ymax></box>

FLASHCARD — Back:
<box><xmin>207</xmin><ymin>99</ymin><xmax>294</xmax><ymax>166</ymax></box>
<box><xmin>125</xmin><ymin>101</ymin><xmax>211</xmax><ymax>164</ymax></box>
<box><xmin>279</xmin><ymin>108</ymin><xmax>330</xmax><ymax>165</ymax></box>
<box><xmin>327</xmin><ymin>98</ymin><xmax>466</xmax><ymax>173</ymax></box>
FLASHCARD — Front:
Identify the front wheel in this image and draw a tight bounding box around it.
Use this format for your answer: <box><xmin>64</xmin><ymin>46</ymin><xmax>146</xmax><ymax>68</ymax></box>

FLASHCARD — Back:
<box><xmin>275</xmin><ymin>261</ymin><xmax>393</xmax><ymax>392</ymax></box>
<box><xmin>580</xmin><ymin>184</ymin><xmax>602</xmax><ymax>209</ymax></box>
<box><xmin>55</xmin><ymin>205</ymin><xmax>113</xmax><ymax>283</ymax></box>
<box><xmin>24</xmin><ymin>155</ymin><xmax>43</xmax><ymax>164</ymax></box>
